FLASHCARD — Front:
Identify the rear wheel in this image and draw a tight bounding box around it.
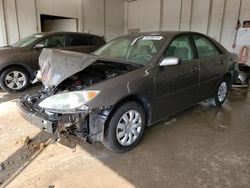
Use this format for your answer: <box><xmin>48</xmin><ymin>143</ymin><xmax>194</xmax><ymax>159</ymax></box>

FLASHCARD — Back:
<box><xmin>103</xmin><ymin>102</ymin><xmax>146</xmax><ymax>152</ymax></box>
<box><xmin>0</xmin><ymin>67</ymin><xmax>30</xmax><ymax>92</ymax></box>
<box><xmin>208</xmin><ymin>78</ymin><xmax>229</xmax><ymax>107</ymax></box>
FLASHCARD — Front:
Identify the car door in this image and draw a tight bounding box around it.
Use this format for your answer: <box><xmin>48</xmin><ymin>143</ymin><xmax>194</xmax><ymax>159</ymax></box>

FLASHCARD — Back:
<box><xmin>32</xmin><ymin>34</ymin><xmax>66</xmax><ymax>67</ymax></box>
<box><xmin>192</xmin><ymin>34</ymin><xmax>223</xmax><ymax>100</ymax></box>
<box><xmin>65</xmin><ymin>34</ymin><xmax>96</xmax><ymax>53</ymax></box>
<box><xmin>154</xmin><ymin>35</ymin><xmax>199</xmax><ymax>118</ymax></box>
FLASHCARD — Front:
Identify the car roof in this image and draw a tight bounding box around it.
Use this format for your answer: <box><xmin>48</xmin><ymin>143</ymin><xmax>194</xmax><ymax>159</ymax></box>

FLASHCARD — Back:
<box><xmin>36</xmin><ymin>31</ymin><xmax>103</xmax><ymax>38</ymax></box>
<box><xmin>122</xmin><ymin>31</ymin><xmax>206</xmax><ymax>39</ymax></box>
<box><xmin>124</xmin><ymin>31</ymin><xmax>228</xmax><ymax>53</ymax></box>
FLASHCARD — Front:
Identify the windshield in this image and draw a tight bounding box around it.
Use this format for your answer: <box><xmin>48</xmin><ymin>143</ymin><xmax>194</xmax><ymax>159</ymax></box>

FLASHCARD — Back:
<box><xmin>11</xmin><ymin>34</ymin><xmax>44</xmax><ymax>47</ymax></box>
<box><xmin>93</xmin><ymin>36</ymin><xmax>165</xmax><ymax>65</ymax></box>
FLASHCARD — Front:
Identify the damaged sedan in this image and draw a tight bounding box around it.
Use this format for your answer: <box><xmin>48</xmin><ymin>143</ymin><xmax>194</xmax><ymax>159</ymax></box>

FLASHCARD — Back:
<box><xmin>17</xmin><ymin>32</ymin><xmax>238</xmax><ymax>152</ymax></box>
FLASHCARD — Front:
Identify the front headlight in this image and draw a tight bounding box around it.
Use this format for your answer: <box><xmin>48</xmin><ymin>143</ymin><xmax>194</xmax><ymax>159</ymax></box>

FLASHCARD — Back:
<box><xmin>38</xmin><ymin>90</ymin><xmax>100</xmax><ymax>113</ymax></box>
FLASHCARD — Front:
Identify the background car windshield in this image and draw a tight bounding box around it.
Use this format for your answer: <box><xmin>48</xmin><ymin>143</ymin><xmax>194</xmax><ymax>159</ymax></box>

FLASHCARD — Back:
<box><xmin>11</xmin><ymin>34</ymin><xmax>43</xmax><ymax>47</ymax></box>
<box><xmin>93</xmin><ymin>36</ymin><xmax>165</xmax><ymax>65</ymax></box>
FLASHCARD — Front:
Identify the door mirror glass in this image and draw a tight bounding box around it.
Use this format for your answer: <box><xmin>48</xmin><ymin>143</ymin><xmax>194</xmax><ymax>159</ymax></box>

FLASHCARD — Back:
<box><xmin>159</xmin><ymin>57</ymin><xmax>181</xmax><ymax>66</ymax></box>
<box><xmin>34</xmin><ymin>43</ymin><xmax>45</xmax><ymax>49</ymax></box>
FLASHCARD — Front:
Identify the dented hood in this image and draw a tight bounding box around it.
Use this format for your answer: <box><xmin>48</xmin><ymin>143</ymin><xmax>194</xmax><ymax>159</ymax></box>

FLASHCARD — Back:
<box><xmin>39</xmin><ymin>49</ymin><xmax>99</xmax><ymax>88</ymax></box>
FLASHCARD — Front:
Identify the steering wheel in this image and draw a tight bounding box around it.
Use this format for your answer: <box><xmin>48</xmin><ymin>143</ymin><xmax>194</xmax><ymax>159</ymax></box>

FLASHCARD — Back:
<box><xmin>133</xmin><ymin>54</ymin><xmax>152</xmax><ymax>63</ymax></box>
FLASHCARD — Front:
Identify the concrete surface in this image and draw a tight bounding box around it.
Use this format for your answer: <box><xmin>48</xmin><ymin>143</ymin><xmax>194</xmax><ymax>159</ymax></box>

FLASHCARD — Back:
<box><xmin>0</xmin><ymin>85</ymin><xmax>250</xmax><ymax>188</ymax></box>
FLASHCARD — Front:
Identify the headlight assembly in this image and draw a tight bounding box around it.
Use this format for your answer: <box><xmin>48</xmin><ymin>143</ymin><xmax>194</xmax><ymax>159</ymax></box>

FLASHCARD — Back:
<box><xmin>38</xmin><ymin>90</ymin><xmax>100</xmax><ymax>113</ymax></box>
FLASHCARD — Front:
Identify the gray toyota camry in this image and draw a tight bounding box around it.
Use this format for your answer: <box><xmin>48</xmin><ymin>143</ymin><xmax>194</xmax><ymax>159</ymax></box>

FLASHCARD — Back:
<box><xmin>17</xmin><ymin>31</ymin><xmax>238</xmax><ymax>152</ymax></box>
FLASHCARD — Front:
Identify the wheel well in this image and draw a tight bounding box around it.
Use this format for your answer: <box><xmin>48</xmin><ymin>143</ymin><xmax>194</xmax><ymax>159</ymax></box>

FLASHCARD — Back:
<box><xmin>0</xmin><ymin>65</ymin><xmax>32</xmax><ymax>79</ymax></box>
<box><xmin>223</xmin><ymin>73</ymin><xmax>232</xmax><ymax>84</ymax></box>
<box><xmin>104</xmin><ymin>95</ymin><xmax>152</xmax><ymax>133</ymax></box>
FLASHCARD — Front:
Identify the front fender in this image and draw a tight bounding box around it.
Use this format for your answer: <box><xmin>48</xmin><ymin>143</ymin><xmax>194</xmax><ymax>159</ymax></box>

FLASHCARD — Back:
<box><xmin>85</xmin><ymin>66</ymin><xmax>154</xmax><ymax>110</ymax></box>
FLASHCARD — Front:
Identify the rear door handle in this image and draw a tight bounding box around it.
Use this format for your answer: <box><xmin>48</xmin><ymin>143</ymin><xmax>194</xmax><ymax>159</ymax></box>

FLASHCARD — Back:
<box><xmin>191</xmin><ymin>66</ymin><xmax>199</xmax><ymax>73</ymax></box>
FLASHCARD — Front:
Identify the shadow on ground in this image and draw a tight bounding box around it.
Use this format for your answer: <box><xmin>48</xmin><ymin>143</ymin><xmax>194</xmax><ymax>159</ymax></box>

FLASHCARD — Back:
<box><xmin>0</xmin><ymin>132</ymin><xmax>54</xmax><ymax>187</ymax></box>
<box><xmin>0</xmin><ymin>83</ymin><xmax>42</xmax><ymax>104</ymax></box>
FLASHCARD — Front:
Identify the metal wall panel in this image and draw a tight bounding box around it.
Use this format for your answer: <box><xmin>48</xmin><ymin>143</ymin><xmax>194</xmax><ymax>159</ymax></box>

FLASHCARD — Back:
<box><xmin>3</xmin><ymin>0</ymin><xmax>19</xmax><ymax>44</ymax></box>
<box><xmin>105</xmin><ymin>0</ymin><xmax>125</xmax><ymax>41</ymax></box>
<box><xmin>190</xmin><ymin>0</ymin><xmax>210</xmax><ymax>33</ymax></box>
<box><xmin>0</xmin><ymin>0</ymin><xmax>7</xmax><ymax>46</ymax></box>
<box><xmin>180</xmin><ymin>0</ymin><xmax>192</xmax><ymax>31</ymax></box>
<box><xmin>207</xmin><ymin>0</ymin><xmax>225</xmax><ymax>41</ymax></box>
<box><xmin>161</xmin><ymin>0</ymin><xmax>182</xmax><ymax>31</ymax></box>
<box><xmin>128</xmin><ymin>0</ymin><xmax>161</xmax><ymax>32</ymax></box>
<box><xmin>220</xmin><ymin>0</ymin><xmax>241</xmax><ymax>51</ymax></box>
<box><xmin>16</xmin><ymin>0</ymin><xmax>37</xmax><ymax>38</ymax></box>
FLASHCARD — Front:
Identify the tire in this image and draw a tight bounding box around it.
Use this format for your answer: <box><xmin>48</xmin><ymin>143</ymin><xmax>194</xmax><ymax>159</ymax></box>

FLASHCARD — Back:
<box><xmin>208</xmin><ymin>78</ymin><xmax>229</xmax><ymax>107</ymax></box>
<box><xmin>103</xmin><ymin>102</ymin><xmax>146</xmax><ymax>152</ymax></box>
<box><xmin>0</xmin><ymin>66</ymin><xmax>30</xmax><ymax>92</ymax></box>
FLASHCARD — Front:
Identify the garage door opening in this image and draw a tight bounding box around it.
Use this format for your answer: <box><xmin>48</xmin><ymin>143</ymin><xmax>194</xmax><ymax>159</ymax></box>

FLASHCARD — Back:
<box><xmin>40</xmin><ymin>14</ymin><xmax>78</xmax><ymax>32</ymax></box>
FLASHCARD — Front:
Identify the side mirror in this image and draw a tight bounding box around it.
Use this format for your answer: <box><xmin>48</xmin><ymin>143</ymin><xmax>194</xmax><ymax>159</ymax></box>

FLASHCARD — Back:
<box><xmin>159</xmin><ymin>57</ymin><xmax>181</xmax><ymax>67</ymax></box>
<box><xmin>34</xmin><ymin>43</ymin><xmax>45</xmax><ymax>49</ymax></box>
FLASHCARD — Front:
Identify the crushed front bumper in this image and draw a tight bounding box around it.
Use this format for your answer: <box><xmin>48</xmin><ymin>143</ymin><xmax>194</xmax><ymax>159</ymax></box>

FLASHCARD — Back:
<box><xmin>17</xmin><ymin>98</ymin><xmax>111</xmax><ymax>143</ymax></box>
<box><xmin>17</xmin><ymin>99</ymin><xmax>55</xmax><ymax>133</ymax></box>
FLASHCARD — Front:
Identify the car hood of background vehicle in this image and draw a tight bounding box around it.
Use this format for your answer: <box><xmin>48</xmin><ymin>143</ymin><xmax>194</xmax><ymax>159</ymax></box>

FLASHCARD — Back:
<box><xmin>39</xmin><ymin>48</ymin><xmax>101</xmax><ymax>88</ymax></box>
<box><xmin>0</xmin><ymin>46</ymin><xmax>30</xmax><ymax>56</ymax></box>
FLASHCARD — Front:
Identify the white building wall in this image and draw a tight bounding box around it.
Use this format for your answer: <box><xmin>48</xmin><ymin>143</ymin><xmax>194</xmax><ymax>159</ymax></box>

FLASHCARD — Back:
<box><xmin>1</xmin><ymin>0</ymin><xmax>250</xmax><ymax>51</ymax></box>
<box><xmin>190</xmin><ymin>0</ymin><xmax>210</xmax><ymax>33</ymax></box>
<box><xmin>3</xmin><ymin>0</ymin><xmax>19</xmax><ymax>44</ymax></box>
<box><xmin>220</xmin><ymin>0</ymin><xmax>241</xmax><ymax>51</ymax></box>
<box><xmin>128</xmin><ymin>0</ymin><xmax>161</xmax><ymax>32</ymax></box>
<box><xmin>0</xmin><ymin>0</ymin><xmax>7</xmax><ymax>46</ymax></box>
<box><xmin>161</xmin><ymin>0</ymin><xmax>182</xmax><ymax>31</ymax></box>
<box><xmin>127</xmin><ymin>0</ymin><xmax>250</xmax><ymax>52</ymax></box>
<box><xmin>179</xmin><ymin>0</ymin><xmax>192</xmax><ymax>31</ymax></box>
<box><xmin>16</xmin><ymin>0</ymin><xmax>37</xmax><ymax>38</ymax></box>
<box><xmin>0</xmin><ymin>0</ymin><xmax>124</xmax><ymax>46</ymax></box>
<box><xmin>105</xmin><ymin>0</ymin><xmax>125</xmax><ymax>41</ymax></box>
<box><xmin>241</xmin><ymin>0</ymin><xmax>250</xmax><ymax>20</ymax></box>
<box><xmin>207</xmin><ymin>0</ymin><xmax>225</xmax><ymax>41</ymax></box>
<box><xmin>37</xmin><ymin>0</ymin><xmax>81</xmax><ymax>18</ymax></box>
<box><xmin>82</xmin><ymin>0</ymin><xmax>105</xmax><ymax>36</ymax></box>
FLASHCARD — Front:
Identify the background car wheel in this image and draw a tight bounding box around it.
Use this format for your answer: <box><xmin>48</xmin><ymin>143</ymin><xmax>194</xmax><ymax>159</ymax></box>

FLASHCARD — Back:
<box><xmin>103</xmin><ymin>102</ymin><xmax>146</xmax><ymax>152</ymax></box>
<box><xmin>208</xmin><ymin>78</ymin><xmax>229</xmax><ymax>107</ymax></box>
<box><xmin>0</xmin><ymin>67</ymin><xmax>30</xmax><ymax>92</ymax></box>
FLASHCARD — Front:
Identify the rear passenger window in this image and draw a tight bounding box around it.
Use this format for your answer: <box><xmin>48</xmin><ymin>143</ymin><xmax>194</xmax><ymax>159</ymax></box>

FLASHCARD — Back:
<box><xmin>193</xmin><ymin>35</ymin><xmax>221</xmax><ymax>58</ymax></box>
<box><xmin>164</xmin><ymin>35</ymin><xmax>194</xmax><ymax>62</ymax></box>
<box><xmin>68</xmin><ymin>35</ymin><xmax>93</xmax><ymax>46</ymax></box>
<box><xmin>88</xmin><ymin>37</ymin><xmax>94</xmax><ymax>45</ymax></box>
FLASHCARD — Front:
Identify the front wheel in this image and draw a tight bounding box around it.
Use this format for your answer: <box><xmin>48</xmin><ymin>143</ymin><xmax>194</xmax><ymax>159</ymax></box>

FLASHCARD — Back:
<box><xmin>208</xmin><ymin>79</ymin><xmax>229</xmax><ymax>107</ymax></box>
<box><xmin>103</xmin><ymin>102</ymin><xmax>146</xmax><ymax>152</ymax></box>
<box><xmin>0</xmin><ymin>67</ymin><xmax>30</xmax><ymax>92</ymax></box>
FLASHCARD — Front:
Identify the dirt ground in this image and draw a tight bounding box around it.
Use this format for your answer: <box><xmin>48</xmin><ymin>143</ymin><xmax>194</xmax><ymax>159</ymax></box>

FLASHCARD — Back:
<box><xmin>0</xmin><ymin>85</ymin><xmax>250</xmax><ymax>188</ymax></box>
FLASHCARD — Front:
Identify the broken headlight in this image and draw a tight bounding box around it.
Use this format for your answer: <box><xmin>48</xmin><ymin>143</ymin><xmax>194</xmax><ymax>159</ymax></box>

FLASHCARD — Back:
<box><xmin>38</xmin><ymin>90</ymin><xmax>100</xmax><ymax>113</ymax></box>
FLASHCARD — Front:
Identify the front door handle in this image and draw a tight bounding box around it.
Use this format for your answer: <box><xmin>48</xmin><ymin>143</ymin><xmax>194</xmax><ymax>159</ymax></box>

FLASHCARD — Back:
<box><xmin>220</xmin><ymin>58</ymin><xmax>226</xmax><ymax>64</ymax></box>
<box><xmin>89</xmin><ymin>47</ymin><xmax>96</xmax><ymax>52</ymax></box>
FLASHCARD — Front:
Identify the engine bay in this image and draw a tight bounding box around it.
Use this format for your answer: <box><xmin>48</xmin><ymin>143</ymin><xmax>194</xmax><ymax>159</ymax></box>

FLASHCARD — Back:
<box><xmin>56</xmin><ymin>60</ymin><xmax>134</xmax><ymax>92</ymax></box>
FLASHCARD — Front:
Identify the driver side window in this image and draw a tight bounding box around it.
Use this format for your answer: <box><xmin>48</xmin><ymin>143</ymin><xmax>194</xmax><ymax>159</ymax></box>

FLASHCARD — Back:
<box><xmin>40</xmin><ymin>35</ymin><xmax>65</xmax><ymax>48</ymax></box>
<box><xmin>164</xmin><ymin>35</ymin><xmax>194</xmax><ymax>62</ymax></box>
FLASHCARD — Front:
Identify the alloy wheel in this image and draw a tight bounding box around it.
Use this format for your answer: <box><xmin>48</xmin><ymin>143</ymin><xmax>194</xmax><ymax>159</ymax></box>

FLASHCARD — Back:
<box><xmin>218</xmin><ymin>81</ymin><xmax>227</xmax><ymax>102</ymax></box>
<box><xmin>4</xmin><ymin>71</ymin><xmax>27</xmax><ymax>90</ymax></box>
